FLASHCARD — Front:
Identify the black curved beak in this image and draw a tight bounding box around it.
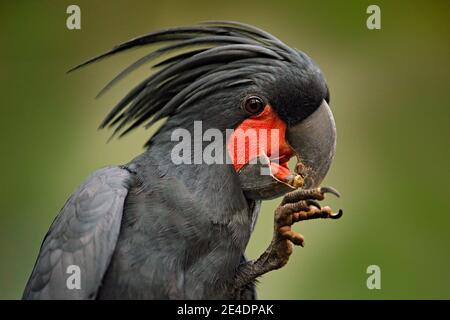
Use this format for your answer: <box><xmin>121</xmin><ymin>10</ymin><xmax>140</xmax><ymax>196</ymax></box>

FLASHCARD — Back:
<box><xmin>286</xmin><ymin>100</ymin><xmax>336</xmax><ymax>188</ymax></box>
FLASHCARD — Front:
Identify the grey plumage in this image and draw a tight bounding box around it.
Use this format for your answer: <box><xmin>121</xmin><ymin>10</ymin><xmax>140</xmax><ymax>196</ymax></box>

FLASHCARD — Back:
<box><xmin>68</xmin><ymin>21</ymin><xmax>309</xmax><ymax>143</ymax></box>
<box><xmin>23</xmin><ymin>167</ymin><xmax>134</xmax><ymax>299</ymax></box>
<box><xmin>23</xmin><ymin>21</ymin><xmax>329</xmax><ymax>299</ymax></box>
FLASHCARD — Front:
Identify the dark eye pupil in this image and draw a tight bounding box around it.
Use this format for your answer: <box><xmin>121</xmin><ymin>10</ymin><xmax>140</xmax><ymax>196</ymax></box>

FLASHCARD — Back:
<box><xmin>245</xmin><ymin>97</ymin><xmax>263</xmax><ymax>113</ymax></box>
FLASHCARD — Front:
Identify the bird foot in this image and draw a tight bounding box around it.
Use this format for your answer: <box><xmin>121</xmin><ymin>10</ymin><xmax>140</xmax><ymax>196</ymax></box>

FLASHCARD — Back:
<box><xmin>233</xmin><ymin>186</ymin><xmax>342</xmax><ymax>295</ymax></box>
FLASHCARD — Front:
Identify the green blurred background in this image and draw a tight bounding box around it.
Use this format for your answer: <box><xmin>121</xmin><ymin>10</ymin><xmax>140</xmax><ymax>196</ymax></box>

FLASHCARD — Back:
<box><xmin>0</xmin><ymin>0</ymin><xmax>449</xmax><ymax>299</ymax></box>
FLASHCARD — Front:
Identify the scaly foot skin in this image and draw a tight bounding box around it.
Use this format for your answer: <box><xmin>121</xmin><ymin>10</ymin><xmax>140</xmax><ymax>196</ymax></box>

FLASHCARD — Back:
<box><xmin>233</xmin><ymin>187</ymin><xmax>342</xmax><ymax>298</ymax></box>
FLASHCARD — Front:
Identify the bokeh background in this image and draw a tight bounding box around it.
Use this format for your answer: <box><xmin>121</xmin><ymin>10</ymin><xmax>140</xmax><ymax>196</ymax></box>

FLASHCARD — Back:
<box><xmin>0</xmin><ymin>0</ymin><xmax>449</xmax><ymax>299</ymax></box>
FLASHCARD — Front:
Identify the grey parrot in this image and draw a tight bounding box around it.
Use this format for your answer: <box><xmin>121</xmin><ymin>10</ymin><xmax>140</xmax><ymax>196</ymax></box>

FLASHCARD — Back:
<box><xmin>23</xmin><ymin>21</ymin><xmax>341</xmax><ymax>300</ymax></box>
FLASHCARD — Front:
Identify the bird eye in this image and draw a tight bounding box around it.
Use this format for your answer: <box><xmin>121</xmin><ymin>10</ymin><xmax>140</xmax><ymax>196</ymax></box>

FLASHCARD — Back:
<box><xmin>242</xmin><ymin>96</ymin><xmax>265</xmax><ymax>115</ymax></box>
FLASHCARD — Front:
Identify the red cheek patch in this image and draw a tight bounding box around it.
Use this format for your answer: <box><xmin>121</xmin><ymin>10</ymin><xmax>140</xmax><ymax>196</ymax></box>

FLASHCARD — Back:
<box><xmin>227</xmin><ymin>105</ymin><xmax>294</xmax><ymax>181</ymax></box>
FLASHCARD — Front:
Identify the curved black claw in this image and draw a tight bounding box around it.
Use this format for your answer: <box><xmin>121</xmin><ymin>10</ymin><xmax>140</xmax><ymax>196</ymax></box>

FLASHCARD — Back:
<box><xmin>329</xmin><ymin>209</ymin><xmax>343</xmax><ymax>219</ymax></box>
<box><xmin>320</xmin><ymin>186</ymin><xmax>341</xmax><ymax>198</ymax></box>
<box><xmin>305</xmin><ymin>200</ymin><xmax>321</xmax><ymax>210</ymax></box>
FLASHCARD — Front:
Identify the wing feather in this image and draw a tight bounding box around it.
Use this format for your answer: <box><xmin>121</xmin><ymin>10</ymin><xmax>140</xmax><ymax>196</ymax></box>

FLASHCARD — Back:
<box><xmin>22</xmin><ymin>166</ymin><xmax>135</xmax><ymax>299</ymax></box>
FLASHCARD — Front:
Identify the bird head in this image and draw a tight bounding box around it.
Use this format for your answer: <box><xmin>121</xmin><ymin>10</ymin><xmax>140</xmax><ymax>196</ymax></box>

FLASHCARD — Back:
<box><xmin>70</xmin><ymin>21</ymin><xmax>336</xmax><ymax>201</ymax></box>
